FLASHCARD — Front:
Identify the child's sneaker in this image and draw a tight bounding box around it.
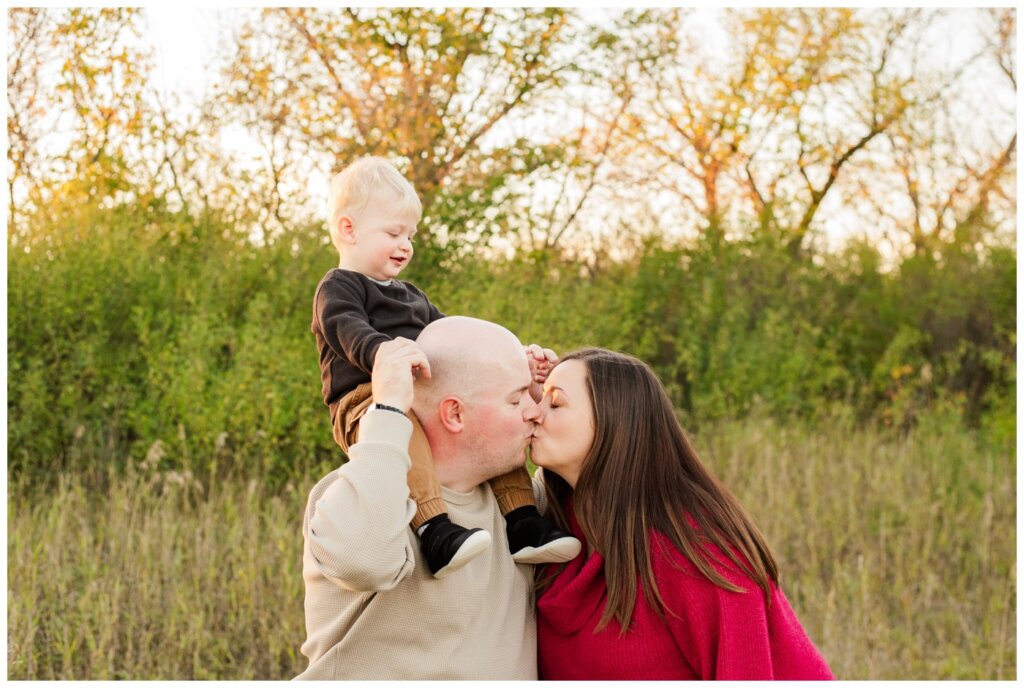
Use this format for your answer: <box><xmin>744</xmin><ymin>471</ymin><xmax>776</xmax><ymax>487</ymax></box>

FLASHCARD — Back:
<box><xmin>505</xmin><ymin>505</ymin><xmax>582</xmax><ymax>564</ymax></box>
<box><xmin>419</xmin><ymin>514</ymin><xmax>492</xmax><ymax>578</ymax></box>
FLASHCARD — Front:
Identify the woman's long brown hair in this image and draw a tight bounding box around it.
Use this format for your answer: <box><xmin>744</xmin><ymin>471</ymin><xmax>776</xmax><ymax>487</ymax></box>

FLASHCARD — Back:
<box><xmin>538</xmin><ymin>348</ymin><xmax>779</xmax><ymax>634</ymax></box>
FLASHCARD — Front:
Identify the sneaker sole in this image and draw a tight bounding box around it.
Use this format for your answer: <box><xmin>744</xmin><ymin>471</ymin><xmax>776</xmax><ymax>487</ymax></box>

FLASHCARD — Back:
<box><xmin>432</xmin><ymin>530</ymin><xmax>492</xmax><ymax>579</ymax></box>
<box><xmin>511</xmin><ymin>536</ymin><xmax>582</xmax><ymax>564</ymax></box>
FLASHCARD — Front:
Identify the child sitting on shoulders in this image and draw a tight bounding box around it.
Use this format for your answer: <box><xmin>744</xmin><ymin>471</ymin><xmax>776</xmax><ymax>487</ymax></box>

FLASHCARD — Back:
<box><xmin>311</xmin><ymin>156</ymin><xmax>581</xmax><ymax>578</ymax></box>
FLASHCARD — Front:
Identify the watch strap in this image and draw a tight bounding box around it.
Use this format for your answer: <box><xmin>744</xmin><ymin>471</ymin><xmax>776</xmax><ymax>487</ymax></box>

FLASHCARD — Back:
<box><xmin>371</xmin><ymin>402</ymin><xmax>407</xmax><ymax>416</ymax></box>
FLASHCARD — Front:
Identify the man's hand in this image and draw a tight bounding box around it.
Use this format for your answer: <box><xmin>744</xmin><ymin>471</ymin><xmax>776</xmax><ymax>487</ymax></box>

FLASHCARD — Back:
<box><xmin>372</xmin><ymin>337</ymin><xmax>431</xmax><ymax>413</ymax></box>
<box><xmin>524</xmin><ymin>343</ymin><xmax>558</xmax><ymax>403</ymax></box>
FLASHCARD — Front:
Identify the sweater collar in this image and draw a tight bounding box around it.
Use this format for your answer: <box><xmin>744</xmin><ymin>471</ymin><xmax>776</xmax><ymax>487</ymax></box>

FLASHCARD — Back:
<box><xmin>537</xmin><ymin>504</ymin><xmax>610</xmax><ymax>635</ymax></box>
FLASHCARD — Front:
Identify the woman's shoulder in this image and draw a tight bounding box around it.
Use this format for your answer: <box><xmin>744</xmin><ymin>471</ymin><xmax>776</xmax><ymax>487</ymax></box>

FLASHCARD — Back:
<box><xmin>648</xmin><ymin>518</ymin><xmax>767</xmax><ymax>596</ymax></box>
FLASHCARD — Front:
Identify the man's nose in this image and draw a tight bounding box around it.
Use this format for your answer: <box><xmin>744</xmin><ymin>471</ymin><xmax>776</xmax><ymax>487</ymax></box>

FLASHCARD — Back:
<box><xmin>523</xmin><ymin>398</ymin><xmax>542</xmax><ymax>423</ymax></box>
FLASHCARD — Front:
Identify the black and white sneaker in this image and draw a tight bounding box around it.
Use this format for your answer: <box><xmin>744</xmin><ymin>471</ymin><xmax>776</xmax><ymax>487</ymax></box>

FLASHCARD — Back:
<box><xmin>505</xmin><ymin>505</ymin><xmax>582</xmax><ymax>564</ymax></box>
<box><xmin>419</xmin><ymin>514</ymin><xmax>492</xmax><ymax>579</ymax></box>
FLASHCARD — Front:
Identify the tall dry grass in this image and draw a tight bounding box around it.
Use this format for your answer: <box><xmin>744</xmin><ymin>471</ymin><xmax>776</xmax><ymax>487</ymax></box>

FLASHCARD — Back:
<box><xmin>696</xmin><ymin>412</ymin><xmax>1016</xmax><ymax>679</ymax></box>
<box><xmin>7</xmin><ymin>459</ymin><xmax>312</xmax><ymax>679</ymax></box>
<box><xmin>7</xmin><ymin>414</ymin><xmax>1015</xmax><ymax>679</ymax></box>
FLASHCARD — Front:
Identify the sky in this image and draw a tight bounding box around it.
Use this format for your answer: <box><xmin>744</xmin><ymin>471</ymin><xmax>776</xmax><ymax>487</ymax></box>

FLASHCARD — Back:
<box><xmin>144</xmin><ymin>6</ymin><xmax>234</xmax><ymax>102</ymax></box>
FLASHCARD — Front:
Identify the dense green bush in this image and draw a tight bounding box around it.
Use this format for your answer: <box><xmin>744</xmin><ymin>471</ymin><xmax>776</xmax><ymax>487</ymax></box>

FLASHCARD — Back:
<box><xmin>7</xmin><ymin>201</ymin><xmax>1015</xmax><ymax>488</ymax></box>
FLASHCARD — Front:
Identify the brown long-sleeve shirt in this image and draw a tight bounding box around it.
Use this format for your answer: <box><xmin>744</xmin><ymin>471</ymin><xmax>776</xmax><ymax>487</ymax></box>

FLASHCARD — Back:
<box><xmin>310</xmin><ymin>269</ymin><xmax>445</xmax><ymax>420</ymax></box>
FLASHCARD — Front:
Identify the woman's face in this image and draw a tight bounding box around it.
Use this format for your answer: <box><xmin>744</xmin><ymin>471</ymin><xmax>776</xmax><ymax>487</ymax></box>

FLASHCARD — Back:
<box><xmin>530</xmin><ymin>359</ymin><xmax>595</xmax><ymax>488</ymax></box>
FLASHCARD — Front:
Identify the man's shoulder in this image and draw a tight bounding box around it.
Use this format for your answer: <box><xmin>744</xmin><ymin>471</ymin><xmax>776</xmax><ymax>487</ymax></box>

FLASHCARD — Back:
<box><xmin>301</xmin><ymin>466</ymin><xmax>352</xmax><ymax>537</ymax></box>
<box><xmin>305</xmin><ymin>468</ymin><xmax>343</xmax><ymax>513</ymax></box>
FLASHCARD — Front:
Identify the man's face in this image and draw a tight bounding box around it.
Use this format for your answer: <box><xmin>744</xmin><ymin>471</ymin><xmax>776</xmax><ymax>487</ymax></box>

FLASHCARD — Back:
<box><xmin>462</xmin><ymin>348</ymin><xmax>540</xmax><ymax>479</ymax></box>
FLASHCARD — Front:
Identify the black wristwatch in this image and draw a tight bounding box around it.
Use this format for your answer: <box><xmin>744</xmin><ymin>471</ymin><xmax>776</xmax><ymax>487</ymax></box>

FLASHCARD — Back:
<box><xmin>371</xmin><ymin>403</ymin><xmax>407</xmax><ymax>416</ymax></box>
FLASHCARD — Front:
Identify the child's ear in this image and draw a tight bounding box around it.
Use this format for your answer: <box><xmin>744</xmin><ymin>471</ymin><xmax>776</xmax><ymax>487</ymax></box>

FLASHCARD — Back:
<box><xmin>337</xmin><ymin>216</ymin><xmax>357</xmax><ymax>244</ymax></box>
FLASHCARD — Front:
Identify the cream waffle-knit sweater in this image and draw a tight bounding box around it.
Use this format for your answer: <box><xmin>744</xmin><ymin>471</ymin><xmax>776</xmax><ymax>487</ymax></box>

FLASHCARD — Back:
<box><xmin>295</xmin><ymin>408</ymin><xmax>538</xmax><ymax>680</ymax></box>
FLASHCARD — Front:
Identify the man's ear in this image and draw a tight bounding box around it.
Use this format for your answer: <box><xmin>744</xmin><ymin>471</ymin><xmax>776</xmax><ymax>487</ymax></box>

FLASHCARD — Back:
<box><xmin>438</xmin><ymin>397</ymin><xmax>465</xmax><ymax>433</ymax></box>
<box><xmin>337</xmin><ymin>216</ymin><xmax>357</xmax><ymax>244</ymax></box>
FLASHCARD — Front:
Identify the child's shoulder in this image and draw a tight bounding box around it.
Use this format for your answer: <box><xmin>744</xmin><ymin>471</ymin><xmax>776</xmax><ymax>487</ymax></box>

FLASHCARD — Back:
<box><xmin>314</xmin><ymin>268</ymin><xmax>369</xmax><ymax>302</ymax></box>
<box><xmin>320</xmin><ymin>267</ymin><xmax>361</xmax><ymax>283</ymax></box>
<box><xmin>317</xmin><ymin>268</ymin><xmax>429</xmax><ymax>299</ymax></box>
<box><xmin>318</xmin><ymin>268</ymin><xmax>380</xmax><ymax>288</ymax></box>
<box><xmin>398</xmin><ymin>277</ymin><xmax>429</xmax><ymax>296</ymax></box>
<box><xmin>316</xmin><ymin>269</ymin><xmax>424</xmax><ymax>296</ymax></box>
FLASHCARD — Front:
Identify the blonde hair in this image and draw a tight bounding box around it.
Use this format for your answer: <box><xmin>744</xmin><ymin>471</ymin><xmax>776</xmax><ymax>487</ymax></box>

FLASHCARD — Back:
<box><xmin>327</xmin><ymin>156</ymin><xmax>422</xmax><ymax>250</ymax></box>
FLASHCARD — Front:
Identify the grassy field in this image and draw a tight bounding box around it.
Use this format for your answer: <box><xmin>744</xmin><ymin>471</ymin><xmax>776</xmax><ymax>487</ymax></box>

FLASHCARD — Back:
<box><xmin>7</xmin><ymin>414</ymin><xmax>1015</xmax><ymax>679</ymax></box>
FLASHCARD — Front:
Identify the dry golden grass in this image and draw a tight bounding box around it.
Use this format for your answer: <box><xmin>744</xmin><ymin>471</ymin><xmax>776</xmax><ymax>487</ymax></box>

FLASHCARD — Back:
<box><xmin>697</xmin><ymin>413</ymin><xmax>1016</xmax><ymax>679</ymax></box>
<box><xmin>7</xmin><ymin>415</ymin><xmax>1015</xmax><ymax>679</ymax></box>
<box><xmin>8</xmin><ymin>463</ymin><xmax>311</xmax><ymax>679</ymax></box>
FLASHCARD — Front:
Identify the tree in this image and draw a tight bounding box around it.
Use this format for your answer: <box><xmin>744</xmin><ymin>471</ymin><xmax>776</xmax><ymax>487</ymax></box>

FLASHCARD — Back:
<box><xmin>7</xmin><ymin>9</ymin><xmax>49</xmax><ymax>230</ymax></box>
<box><xmin>880</xmin><ymin>8</ymin><xmax>1015</xmax><ymax>256</ymax></box>
<box><xmin>7</xmin><ymin>8</ymin><xmax>153</xmax><ymax>242</ymax></box>
<box><xmin>606</xmin><ymin>8</ymin><xmax>1001</xmax><ymax>255</ymax></box>
<box><xmin>213</xmin><ymin>8</ymin><xmax>589</xmax><ymax>252</ymax></box>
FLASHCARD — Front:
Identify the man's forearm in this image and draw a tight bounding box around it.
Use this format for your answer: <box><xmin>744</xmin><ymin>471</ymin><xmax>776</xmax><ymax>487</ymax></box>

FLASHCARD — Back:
<box><xmin>305</xmin><ymin>409</ymin><xmax>417</xmax><ymax>591</ymax></box>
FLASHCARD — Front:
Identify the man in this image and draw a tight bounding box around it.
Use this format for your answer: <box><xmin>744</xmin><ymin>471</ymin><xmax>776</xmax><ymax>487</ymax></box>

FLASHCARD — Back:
<box><xmin>297</xmin><ymin>316</ymin><xmax>558</xmax><ymax>680</ymax></box>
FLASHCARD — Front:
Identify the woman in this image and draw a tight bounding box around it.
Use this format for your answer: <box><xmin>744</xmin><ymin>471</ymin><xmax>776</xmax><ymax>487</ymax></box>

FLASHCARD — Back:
<box><xmin>530</xmin><ymin>348</ymin><xmax>834</xmax><ymax>680</ymax></box>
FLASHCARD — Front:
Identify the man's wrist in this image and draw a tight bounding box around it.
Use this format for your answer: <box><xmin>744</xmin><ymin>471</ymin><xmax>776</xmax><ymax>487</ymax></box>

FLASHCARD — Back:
<box><xmin>371</xmin><ymin>402</ymin><xmax>407</xmax><ymax>416</ymax></box>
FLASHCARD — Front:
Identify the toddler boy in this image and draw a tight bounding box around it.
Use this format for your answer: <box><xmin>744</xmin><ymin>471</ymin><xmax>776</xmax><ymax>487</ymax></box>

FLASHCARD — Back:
<box><xmin>311</xmin><ymin>156</ymin><xmax>580</xmax><ymax>578</ymax></box>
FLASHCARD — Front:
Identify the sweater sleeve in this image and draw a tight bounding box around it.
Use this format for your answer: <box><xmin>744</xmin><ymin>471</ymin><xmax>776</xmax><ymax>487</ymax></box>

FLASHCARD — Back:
<box><xmin>303</xmin><ymin>409</ymin><xmax>417</xmax><ymax>592</ymax></box>
<box><xmin>314</xmin><ymin>274</ymin><xmax>391</xmax><ymax>374</ymax></box>
<box><xmin>406</xmin><ymin>281</ymin><xmax>446</xmax><ymax>323</ymax></box>
<box><xmin>657</xmin><ymin>539</ymin><xmax>775</xmax><ymax>679</ymax></box>
<box><xmin>427</xmin><ymin>299</ymin><xmax>445</xmax><ymax>323</ymax></box>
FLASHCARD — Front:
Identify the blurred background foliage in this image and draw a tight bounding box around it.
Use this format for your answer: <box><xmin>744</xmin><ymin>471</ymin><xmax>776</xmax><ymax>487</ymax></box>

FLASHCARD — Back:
<box><xmin>7</xmin><ymin>201</ymin><xmax>1015</xmax><ymax>488</ymax></box>
<box><xmin>7</xmin><ymin>6</ymin><xmax>1015</xmax><ymax>488</ymax></box>
<box><xmin>5</xmin><ymin>6</ymin><xmax>1016</xmax><ymax>680</ymax></box>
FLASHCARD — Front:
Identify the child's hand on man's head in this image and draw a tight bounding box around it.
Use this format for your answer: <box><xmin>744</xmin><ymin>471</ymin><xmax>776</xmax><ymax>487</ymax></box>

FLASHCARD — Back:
<box><xmin>524</xmin><ymin>343</ymin><xmax>558</xmax><ymax>404</ymax></box>
<box><xmin>524</xmin><ymin>344</ymin><xmax>559</xmax><ymax>382</ymax></box>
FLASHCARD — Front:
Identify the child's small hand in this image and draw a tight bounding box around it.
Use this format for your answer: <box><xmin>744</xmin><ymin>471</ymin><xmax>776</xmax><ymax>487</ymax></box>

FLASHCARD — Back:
<box><xmin>524</xmin><ymin>344</ymin><xmax>559</xmax><ymax>381</ymax></box>
<box><xmin>524</xmin><ymin>344</ymin><xmax>559</xmax><ymax>403</ymax></box>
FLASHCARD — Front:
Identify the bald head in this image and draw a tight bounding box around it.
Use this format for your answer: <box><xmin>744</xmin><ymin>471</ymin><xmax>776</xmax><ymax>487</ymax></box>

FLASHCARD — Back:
<box><xmin>410</xmin><ymin>316</ymin><xmax>539</xmax><ymax>491</ymax></box>
<box><xmin>413</xmin><ymin>316</ymin><xmax>526</xmax><ymax>409</ymax></box>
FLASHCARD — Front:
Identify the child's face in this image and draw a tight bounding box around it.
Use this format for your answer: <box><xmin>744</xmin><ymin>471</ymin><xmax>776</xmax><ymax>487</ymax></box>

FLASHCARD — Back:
<box><xmin>343</xmin><ymin>209</ymin><xmax>417</xmax><ymax>281</ymax></box>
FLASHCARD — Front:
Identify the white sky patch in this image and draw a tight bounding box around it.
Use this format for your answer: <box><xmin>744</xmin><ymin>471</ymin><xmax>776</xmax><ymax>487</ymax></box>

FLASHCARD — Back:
<box><xmin>144</xmin><ymin>6</ymin><xmax>224</xmax><ymax>102</ymax></box>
